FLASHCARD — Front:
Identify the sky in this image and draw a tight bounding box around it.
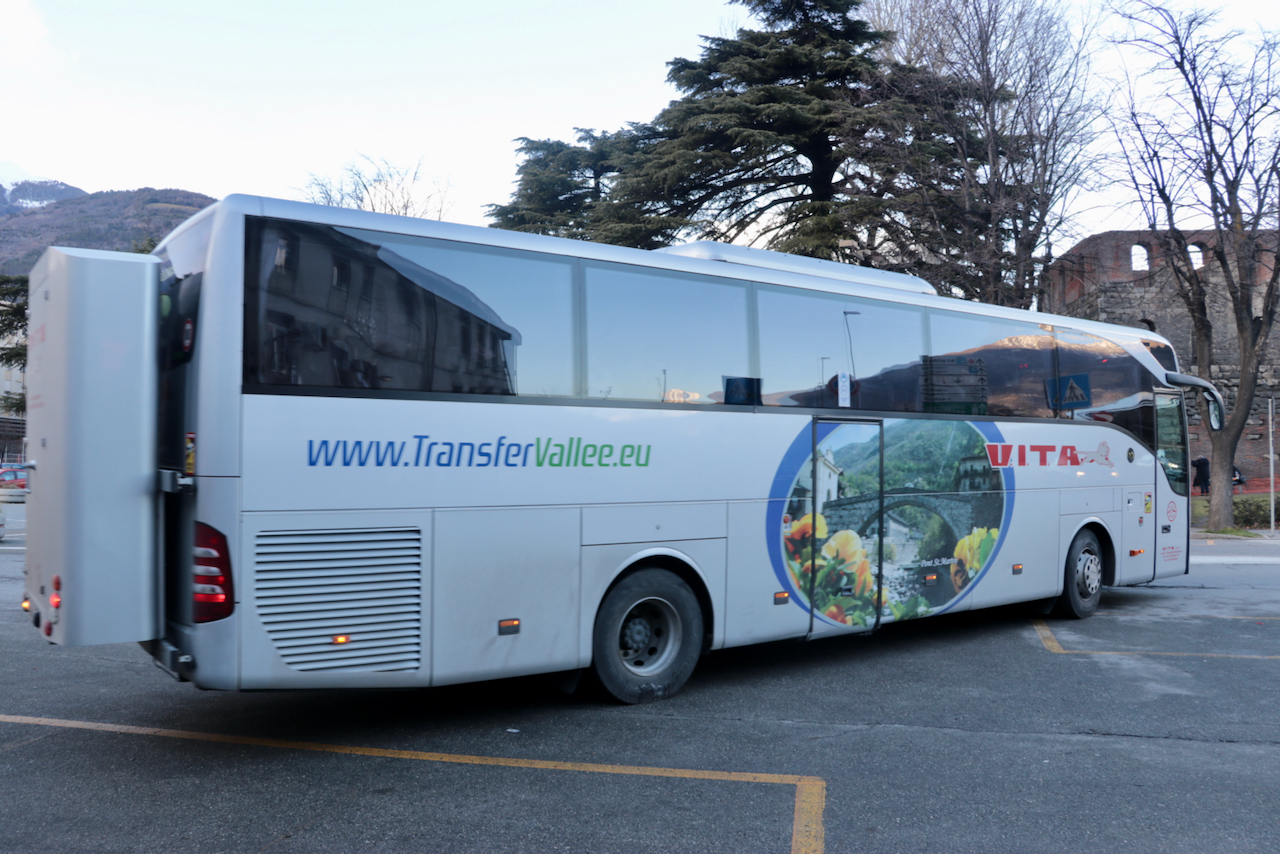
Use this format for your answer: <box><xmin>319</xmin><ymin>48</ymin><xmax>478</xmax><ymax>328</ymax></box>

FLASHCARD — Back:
<box><xmin>4</xmin><ymin>0</ymin><xmax>741</xmax><ymax>227</ymax></box>
<box><xmin>2</xmin><ymin>0</ymin><xmax>1273</xmax><ymax>239</ymax></box>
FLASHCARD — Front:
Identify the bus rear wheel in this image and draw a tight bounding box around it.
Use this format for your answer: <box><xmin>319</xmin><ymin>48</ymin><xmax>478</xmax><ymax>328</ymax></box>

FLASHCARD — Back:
<box><xmin>592</xmin><ymin>568</ymin><xmax>703</xmax><ymax>704</ymax></box>
<box><xmin>1055</xmin><ymin>529</ymin><xmax>1103</xmax><ymax>619</ymax></box>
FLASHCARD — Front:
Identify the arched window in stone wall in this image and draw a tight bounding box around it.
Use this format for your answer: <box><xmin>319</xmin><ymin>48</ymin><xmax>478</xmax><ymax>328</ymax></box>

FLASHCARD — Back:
<box><xmin>1065</xmin><ymin>274</ymin><xmax>1082</xmax><ymax>304</ymax></box>
<box><xmin>1187</xmin><ymin>244</ymin><xmax>1204</xmax><ymax>269</ymax></box>
<box><xmin>1131</xmin><ymin>244</ymin><xmax>1150</xmax><ymax>271</ymax></box>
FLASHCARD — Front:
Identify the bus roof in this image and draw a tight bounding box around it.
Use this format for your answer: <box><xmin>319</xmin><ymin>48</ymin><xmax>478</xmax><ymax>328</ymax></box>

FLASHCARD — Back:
<box><xmin>655</xmin><ymin>242</ymin><xmax>937</xmax><ymax>294</ymax></box>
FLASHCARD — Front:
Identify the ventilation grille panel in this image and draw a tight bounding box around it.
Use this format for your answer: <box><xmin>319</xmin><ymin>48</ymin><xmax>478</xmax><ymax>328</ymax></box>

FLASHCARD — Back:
<box><xmin>255</xmin><ymin>527</ymin><xmax>422</xmax><ymax>673</ymax></box>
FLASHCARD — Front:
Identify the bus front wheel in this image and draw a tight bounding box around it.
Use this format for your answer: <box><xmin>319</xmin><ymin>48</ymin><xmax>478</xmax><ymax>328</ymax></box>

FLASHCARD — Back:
<box><xmin>1056</xmin><ymin>529</ymin><xmax>1103</xmax><ymax>619</ymax></box>
<box><xmin>592</xmin><ymin>568</ymin><xmax>703</xmax><ymax>704</ymax></box>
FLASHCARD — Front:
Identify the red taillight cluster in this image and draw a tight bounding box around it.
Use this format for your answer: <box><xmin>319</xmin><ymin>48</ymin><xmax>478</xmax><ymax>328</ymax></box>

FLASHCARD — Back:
<box><xmin>193</xmin><ymin>522</ymin><xmax>234</xmax><ymax>623</ymax></box>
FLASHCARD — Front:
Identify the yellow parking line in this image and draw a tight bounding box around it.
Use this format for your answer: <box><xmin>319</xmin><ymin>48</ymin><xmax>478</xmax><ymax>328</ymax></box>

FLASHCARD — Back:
<box><xmin>1031</xmin><ymin>619</ymin><xmax>1280</xmax><ymax>659</ymax></box>
<box><xmin>0</xmin><ymin>713</ymin><xmax>825</xmax><ymax>854</ymax></box>
<box><xmin>792</xmin><ymin>780</ymin><xmax>825</xmax><ymax>853</ymax></box>
<box><xmin>1032</xmin><ymin>620</ymin><xmax>1066</xmax><ymax>653</ymax></box>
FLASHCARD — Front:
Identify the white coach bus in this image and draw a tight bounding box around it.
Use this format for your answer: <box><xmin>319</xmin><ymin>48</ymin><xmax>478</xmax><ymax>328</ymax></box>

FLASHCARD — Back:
<box><xmin>22</xmin><ymin>195</ymin><xmax>1225</xmax><ymax>703</ymax></box>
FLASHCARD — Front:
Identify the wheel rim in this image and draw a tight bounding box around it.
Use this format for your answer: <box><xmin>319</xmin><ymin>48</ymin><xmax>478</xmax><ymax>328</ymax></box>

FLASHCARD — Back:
<box><xmin>616</xmin><ymin>596</ymin><xmax>682</xmax><ymax>677</ymax></box>
<box><xmin>1075</xmin><ymin>548</ymin><xmax>1102</xmax><ymax>597</ymax></box>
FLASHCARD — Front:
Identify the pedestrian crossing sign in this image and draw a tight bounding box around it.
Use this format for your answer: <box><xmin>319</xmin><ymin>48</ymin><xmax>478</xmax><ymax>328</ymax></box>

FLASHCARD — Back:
<box><xmin>1046</xmin><ymin>373</ymin><xmax>1093</xmax><ymax>410</ymax></box>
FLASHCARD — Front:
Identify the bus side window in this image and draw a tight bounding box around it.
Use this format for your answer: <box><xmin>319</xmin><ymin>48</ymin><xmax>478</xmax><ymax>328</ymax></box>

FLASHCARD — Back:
<box><xmin>757</xmin><ymin>288</ymin><xmax>925</xmax><ymax>410</ymax></box>
<box><xmin>245</xmin><ymin>218</ymin><xmax>576</xmax><ymax>398</ymax></box>
<box><xmin>927</xmin><ymin>312</ymin><xmax>1056</xmax><ymax>418</ymax></box>
<box><xmin>584</xmin><ymin>264</ymin><xmax>750</xmax><ymax>404</ymax></box>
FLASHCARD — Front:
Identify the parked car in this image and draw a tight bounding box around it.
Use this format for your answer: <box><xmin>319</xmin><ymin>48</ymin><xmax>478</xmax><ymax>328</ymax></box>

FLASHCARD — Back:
<box><xmin>0</xmin><ymin>468</ymin><xmax>27</xmax><ymax>489</ymax></box>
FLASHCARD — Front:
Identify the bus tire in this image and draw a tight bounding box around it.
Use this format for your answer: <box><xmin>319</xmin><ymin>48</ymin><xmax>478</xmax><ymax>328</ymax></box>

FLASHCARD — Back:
<box><xmin>1055</xmin><ymin>529</ymin><xmax>1103</xmax><ymax>619</ymax></box>
<box><xmin>592</xmin><ymin>568</ymin><xmax>703</xmax><ymax>704</ymax></box>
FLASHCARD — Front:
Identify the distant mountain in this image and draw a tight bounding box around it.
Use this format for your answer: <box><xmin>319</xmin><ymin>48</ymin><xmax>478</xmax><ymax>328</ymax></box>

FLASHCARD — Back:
<box><xmin>1</xmin><ymin>180</ymin><xmax>87</xmax><ymax>215</ymax></box>
<box><xmin>0</xmin><ymin>161</ymin><xmax>86</xmax><ymax>215</ymax></box>
<box><xmin>0</xmin><ymin>187</ymin><xmax>217</xmax><ymax>275</ymax></box>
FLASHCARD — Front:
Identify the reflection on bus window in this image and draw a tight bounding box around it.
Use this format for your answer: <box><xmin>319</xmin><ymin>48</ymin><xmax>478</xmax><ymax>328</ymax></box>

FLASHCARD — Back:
<box><xmin>1142</xmin><ymin>338</ymin><xmax>1179</xmax><ymax>372</ymax></box>
<box><xmin>585</xmin><ymin>263</ymin><xmax>749</xmax><ymax>404</ymax></box>
<box><xmin>1056</xmin><ymin>329</ymin><xmax>1157</xmax><ymax>449</ymax></box>
<box><xmin>1156</xmin><ymin>394</ymin><xmax>1189</xmax><ymax>495</ymax></box>
<box><xmin>928</xmin><ymin>313</ymin><xmax>1055</xmax><ymax>417</ymax></box>
<box><xmin>758</xmin><ymin>288</ymin><xmax>925</xmax><ymax>410</ymax></box>
<box><xmin>244</xmin><ymin>218</ymin><xmax>575</xmax><ymax>396</ymax></box>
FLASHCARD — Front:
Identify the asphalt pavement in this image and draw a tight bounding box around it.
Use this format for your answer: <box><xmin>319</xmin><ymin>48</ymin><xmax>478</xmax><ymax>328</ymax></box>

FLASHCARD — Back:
<box><xmin>2</xmin><ymin>511</ymin><xmax>1278</xmax><ymax>854</ymax></box>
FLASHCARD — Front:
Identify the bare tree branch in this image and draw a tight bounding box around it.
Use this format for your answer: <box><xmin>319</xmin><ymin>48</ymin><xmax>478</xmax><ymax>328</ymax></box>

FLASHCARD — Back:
<box><xmin>304</xmin><ymin>156</ymin><xmax>453</xmax><ymax>220</ymax></box>
<box><xmin>1110</xmin><ymin>0</ymin><xmax>1280</xmax><ymax>529</ymax></box>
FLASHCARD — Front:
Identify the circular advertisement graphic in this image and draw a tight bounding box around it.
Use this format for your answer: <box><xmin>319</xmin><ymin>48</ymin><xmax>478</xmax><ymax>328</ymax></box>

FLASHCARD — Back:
<box><xmin>770</xmin><ymin>419</ymin><xmax>1008</xmax><ymax>628</ymax></box>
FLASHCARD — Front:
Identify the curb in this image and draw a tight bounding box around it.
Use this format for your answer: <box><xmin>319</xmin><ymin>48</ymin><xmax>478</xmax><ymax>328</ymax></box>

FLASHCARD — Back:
<box><xmin>1190</xmin><ymin>527</ymin><xmax>1276</xmax><ymax>540</ymax></box>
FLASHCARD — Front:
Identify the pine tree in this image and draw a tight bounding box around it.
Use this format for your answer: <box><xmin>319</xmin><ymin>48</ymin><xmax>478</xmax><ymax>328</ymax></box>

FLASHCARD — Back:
<box><xmin>0</xmin><ymin>275</ymin><xmax>27</xmax><ymax>417</ymax></box>
<box><xmin>487</xmin><ymin>130</ymin><xmax>684</xmax><ymax>248</ymax></box>
<box><xmin>619</xmin><ymin>0</ymin><xmax>886</xmax><ymax>257</ymax></box>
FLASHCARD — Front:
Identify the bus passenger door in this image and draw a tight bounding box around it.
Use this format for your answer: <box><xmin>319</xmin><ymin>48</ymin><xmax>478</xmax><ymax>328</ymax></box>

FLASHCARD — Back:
<box><xmin>1153</xmin><ymin>392</ymin><xmax>1190</xmax><ymax>578</ymax></box>
<box><xmin>805</xmin><ymin>419</ymin><xmax>883</xmax><ymax>639</ymax></box>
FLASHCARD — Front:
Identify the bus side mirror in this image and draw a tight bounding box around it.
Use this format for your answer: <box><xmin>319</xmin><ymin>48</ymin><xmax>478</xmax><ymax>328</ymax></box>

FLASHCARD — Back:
<box><xmin>1204</xmin><ymin>391</ymin><xmax>1224</xmax><ymax>431</ymax></box>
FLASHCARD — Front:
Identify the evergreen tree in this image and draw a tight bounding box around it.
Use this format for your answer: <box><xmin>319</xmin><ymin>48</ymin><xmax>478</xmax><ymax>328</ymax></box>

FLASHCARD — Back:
<box><xmin>619</xmin><ymin>0</ymin><xmax>886</xmax><ymax>257</ymax></box>
<box><xmin>837</xmin><ymin>61</ymin><xmax>989</xmax><ymax>291</ymax></box>
<box><xmin>487</xmin><ymin>129</ymin><xmax>684</xmax><ymax>249</ymax></box>
<box><xmin>490</xmin><ymin>0</ymin><xmax>887</xmax><ymax>256</ymax></box>
<box><xmin>488</xmin><ymin>0</ymin><xmax>1092</xmax><ymax>295</ymax></box>
<box><xmin>0</xmin><ymin>275</ymin><xmax>27</xmax><ymax>417</ymax></box>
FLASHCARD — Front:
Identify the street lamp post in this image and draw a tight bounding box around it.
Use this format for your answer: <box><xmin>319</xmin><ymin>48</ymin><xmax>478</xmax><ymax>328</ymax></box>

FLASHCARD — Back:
<box><xmin>843</xmin><ymin>310</ymin><xmax>861</xmax><ymax>404</ymax></box>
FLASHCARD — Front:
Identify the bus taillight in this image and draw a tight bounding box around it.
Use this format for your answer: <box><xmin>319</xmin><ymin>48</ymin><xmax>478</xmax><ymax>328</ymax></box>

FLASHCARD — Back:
<box><xmin>193</xmin><ymin>522</ymin><xmax>234</xmax><ymax>623</ymax></box>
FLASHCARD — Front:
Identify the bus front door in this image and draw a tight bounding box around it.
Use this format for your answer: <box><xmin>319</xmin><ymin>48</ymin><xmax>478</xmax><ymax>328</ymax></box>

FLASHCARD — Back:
<box><xmin>806</xmin><ymin>419</ymin><xmax>884</xmax><ymax>638</ymax></box>
<box><xmin>1153</xmin><ymin>391</ymin><xmax>1191</xmax><ymax>579</ymax></box>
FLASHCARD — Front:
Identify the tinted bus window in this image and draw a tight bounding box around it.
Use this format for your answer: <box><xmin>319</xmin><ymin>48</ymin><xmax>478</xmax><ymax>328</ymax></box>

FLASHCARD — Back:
<box><xmin>1142</xmin><ymin>338</ymin><xmax>1178</xmax><ymax>372</ymax></box>
<box><xmin>1055</xmin><ymin>330</ymin><xmax>1153</xmax><ymax>408</ymax></box>
<box><xmin>1058</xmin><ymin>329</ymin><xmax>1156</xmax><ymax>448</ymax></box>
<box><xmin>584</xmin><ymin>263</ymin><xmax>749</xmax><ymax>404</ymax></box>
<box><xmin>928</xmin><ymin>312</ymin><xmax>1055</xmax><ymax>417</ymax></box>
<box><xmin>244</xmin><ymin>218</ymin><xmax>575</xmax><ymax>396</ymax></box>
<box><xmin>1156</xmin><ymin>394</ymin><xmax>1189</xmax><ymax>495</ymax></box>
<box><xmin>758</xmin><ymin>288</ymin><xmax>925</xmax><ymax>410</ymax></box>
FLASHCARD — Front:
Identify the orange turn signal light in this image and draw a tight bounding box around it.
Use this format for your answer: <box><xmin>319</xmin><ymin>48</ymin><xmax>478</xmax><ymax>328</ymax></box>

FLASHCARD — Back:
<box><xmin>774</xmin><ymin>592</ymin><xmax>789</xmax><ymax>605</ymax></box>
<box><xmin>498</xmin><ymin>619</ymin><xmax>520</xmax><ymax>636</ymax></box>
<box><xmin>332</xmin><ymin>635</ymin><xmax>351</xmax><ymax>644</ymax></box>
<box><xmin>1130</xmin><ymin>549</ymin><xmax>1145</xmax><ymax>556</ymax></box>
